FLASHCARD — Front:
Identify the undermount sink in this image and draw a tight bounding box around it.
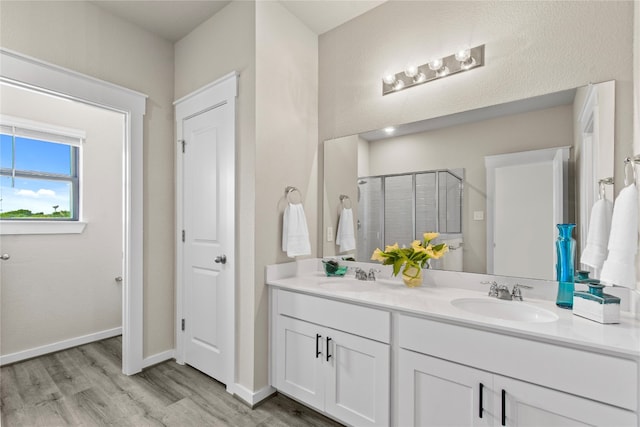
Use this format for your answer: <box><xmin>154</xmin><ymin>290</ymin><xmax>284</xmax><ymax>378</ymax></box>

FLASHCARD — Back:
<box><xmin>451</xmin><ymin>297</ymin><xmax>559</xmax><ymax>323</ymax></box>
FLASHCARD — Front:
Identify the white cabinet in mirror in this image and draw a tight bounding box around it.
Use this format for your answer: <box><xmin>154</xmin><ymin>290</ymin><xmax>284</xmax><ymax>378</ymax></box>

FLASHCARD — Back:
<box><xmin>323</xmin><ymin>81</ymin><xmax>616</xmax><ymax>282</ymax></box>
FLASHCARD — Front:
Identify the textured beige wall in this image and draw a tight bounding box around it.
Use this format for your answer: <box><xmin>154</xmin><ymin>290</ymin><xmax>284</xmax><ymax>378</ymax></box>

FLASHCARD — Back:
<box><xmin>255</xmin><ymin>0</ymin><xmax>318</xmax><ymax>391</ymax></box>
<box><xmin>0</xmin><ymin>85</ymin><xmax>124</xmax><ymax>355</ymax></box>
<box><xmin>319</xmin><ymin>1</ymin><xmax>634</xmax><ymax>183</ymax></box>
<box><xmin>0</xmin><ymin>0</ymin><xmax>175</xmax><ymax>358</ymax></box>
<box><xmin>174</xmin><ymin>0</ymin><xmax>257</xmax><ymax>389</ymax></box>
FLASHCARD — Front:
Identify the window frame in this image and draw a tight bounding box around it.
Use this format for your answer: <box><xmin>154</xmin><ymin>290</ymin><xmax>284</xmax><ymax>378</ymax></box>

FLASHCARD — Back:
<box><xmin>0</xmin><ymin>115</ymin><xmax>86</xmax><ymax>233</ymax></box>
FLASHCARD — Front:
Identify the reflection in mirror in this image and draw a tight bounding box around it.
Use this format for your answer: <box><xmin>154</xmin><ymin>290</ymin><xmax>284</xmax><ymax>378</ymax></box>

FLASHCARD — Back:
<box><xmin>323</xmin><ymin>82</ymin><xmax>615</xmax><ymax>280</ymax></box>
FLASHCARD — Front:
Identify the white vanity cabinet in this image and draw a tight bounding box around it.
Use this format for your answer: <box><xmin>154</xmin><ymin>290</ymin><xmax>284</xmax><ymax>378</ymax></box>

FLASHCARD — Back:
<box><xmin>398</xmin><ymin>315</ymin><xmax>638</xmax><ymax>427</ymax></box>
<box><xmin>271</xmin><ymin>289</ymin><xmax>391</xmax><ymax>427</ymax></box>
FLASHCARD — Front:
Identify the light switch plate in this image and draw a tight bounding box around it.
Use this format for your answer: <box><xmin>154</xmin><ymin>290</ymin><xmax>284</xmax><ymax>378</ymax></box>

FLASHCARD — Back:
<box><xmin>327</xmin><ymin>227</ymin><xmax>334</xmax><ymax>242</ymax></box>
<box><xmin>473</xmin><ymin>211</ymin><xmax>484</xmax><ymax>221</ymax></box>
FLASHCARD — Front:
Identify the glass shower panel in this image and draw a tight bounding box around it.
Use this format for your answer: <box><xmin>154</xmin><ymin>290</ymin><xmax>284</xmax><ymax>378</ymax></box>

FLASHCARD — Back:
<box><xmin>356</xmin><ymin>177</ymin><xmax>383</xmax><ymax>262</ymax></box>
<box><xmin>384</xmin><ymin>174</ymin><xmax>413</xmax><ymax>246</ymax></box>
<box><xmin>438</xmin><ymin>170</ymin><xmax>462</xmax><ymax>233</ymax></box>
<box><xmin>415</xmin><ymin>172</ymin><xmax>437</xmax><ymax>236</ymax></box>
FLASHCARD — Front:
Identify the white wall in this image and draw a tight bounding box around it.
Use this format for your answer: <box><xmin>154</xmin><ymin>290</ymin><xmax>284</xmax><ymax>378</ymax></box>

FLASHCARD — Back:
<box><xmin>0</xmin><ymin>0</ymin><xmax>175</xmax><ymax>358</ymax></box>
<box><xmin>175</xmin><ymin>0</ymin><xmax>318</xmax><ymax>392</ymax></box>
<box><xmin>319</xmin><ymin>1</ymin><xmax>634</xmax><ymax>189</ymax></box>
<box><xmin>0</xmin><ymin>85</ymin><xmax>123</xmax><ymax>355</ymax></box>
<box><xmin>174</xmin><ymin>0</ymin><xmax>257</xmax><ymax>389</ymax></box>
<box><xmin>255</xmin><ymin>0</ymin><xmax>318</xmax><ymax>391</ymax></box>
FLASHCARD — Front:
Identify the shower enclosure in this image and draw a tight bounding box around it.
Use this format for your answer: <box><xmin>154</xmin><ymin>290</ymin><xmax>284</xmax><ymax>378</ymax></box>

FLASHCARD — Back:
<box><xmin>356</xmin><ymin>169</ymin><xmax>463</xmax><ymax>266</ymax></box>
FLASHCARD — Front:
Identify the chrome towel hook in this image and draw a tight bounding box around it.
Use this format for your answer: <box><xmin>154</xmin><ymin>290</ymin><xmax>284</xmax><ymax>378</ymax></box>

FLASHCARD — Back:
<box><xmin>598</xmin><ymin>177</ymin><xmax>614</xmax><ymax>199</ymax></box>
<box><xmin>624</xmin><ymin>156</ymin><xmax>639</xmax><ymax>186</ymax></box>
<box><xmin>285</xmin><ymin>186</ymin><xmax>302</xmax><ymax>203</ymax></box>
<box><xmin>339</xmin><ymin>194</ymin><xmax>352</xmax><ymax>209</ymax></box>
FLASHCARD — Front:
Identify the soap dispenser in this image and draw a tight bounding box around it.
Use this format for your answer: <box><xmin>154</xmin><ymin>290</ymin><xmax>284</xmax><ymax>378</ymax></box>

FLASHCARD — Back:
<box><xmin>573</xmin><ymin>282</ymin><xmax>620</xmax><ymax>324</ymax></box>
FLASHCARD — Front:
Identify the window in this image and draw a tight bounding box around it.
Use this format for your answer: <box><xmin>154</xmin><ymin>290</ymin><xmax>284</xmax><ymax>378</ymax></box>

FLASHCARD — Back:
<box><xmin>0</xmin><ymin>116</ymin><xmax>84</xmax><ymax>221</ymax></box>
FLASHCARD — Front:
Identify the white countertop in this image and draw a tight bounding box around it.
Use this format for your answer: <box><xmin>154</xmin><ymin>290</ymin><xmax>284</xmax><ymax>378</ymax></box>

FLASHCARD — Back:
<box><xmin>266</xmin><ymin>261</ymin><xmax>640</xmax><ymax>359</ymax></box>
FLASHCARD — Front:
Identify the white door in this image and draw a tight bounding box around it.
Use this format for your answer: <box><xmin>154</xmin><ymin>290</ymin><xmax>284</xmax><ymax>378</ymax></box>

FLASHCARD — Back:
<box><xmin>324</xmin><ymin>327</ymin><xmax>390</xmax><ymax>427</ymax></box>
<box><xmin>181</xmin><ymin>100</ymin><xmax>234</xmax><ymax>383</ymax></box>
<box><xmin>495</xmin><ymin>375</ymin><xmax>637</xmax><ymax>427</ymax></box>
<box><xmin>398</xmin><ymin>350</ymin><xmax>493</xmax><ymax>427</ymax></box>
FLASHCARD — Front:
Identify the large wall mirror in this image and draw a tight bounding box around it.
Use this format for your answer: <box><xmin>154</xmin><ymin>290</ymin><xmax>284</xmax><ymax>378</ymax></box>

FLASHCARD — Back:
<box><xmin>323</xmin><ymin>81</ymin><xmax>615</xmax><ymax>281</ymax></box>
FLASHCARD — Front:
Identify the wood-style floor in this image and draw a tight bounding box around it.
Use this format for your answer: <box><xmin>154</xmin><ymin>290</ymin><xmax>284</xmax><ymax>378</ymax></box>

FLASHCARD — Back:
<box><xmin>0</xmin><ymin>336</ymin><xmax>343</xmax><ymax>426</ymax></box>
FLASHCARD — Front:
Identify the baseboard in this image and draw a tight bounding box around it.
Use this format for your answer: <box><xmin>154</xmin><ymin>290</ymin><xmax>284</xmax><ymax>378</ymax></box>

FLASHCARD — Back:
<box><xmin>234</xmin><ymin>384</ymin><xmax>277</xmax><ymax>408</ymax></box>
<box><xmin>0</xmin><ymin>327</ymin><xmax>122</xmax><ymax>366</ymax></box>
<box><xmin>142</xmin><ymin>349</ymin><xmax>176</xmax><ymax>369</ymax></box>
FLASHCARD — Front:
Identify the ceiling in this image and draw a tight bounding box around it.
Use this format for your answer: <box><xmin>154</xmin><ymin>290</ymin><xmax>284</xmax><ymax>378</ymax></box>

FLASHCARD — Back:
<box><xmin>91</xmin><ymin>0</ymin><xmax>386</xmax><ymax>42</ymax></box>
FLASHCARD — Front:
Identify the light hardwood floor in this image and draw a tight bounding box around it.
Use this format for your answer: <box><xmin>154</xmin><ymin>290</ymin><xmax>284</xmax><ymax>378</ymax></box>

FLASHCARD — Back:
<box><xmin>0</xmin><ymin>336</ymin><xmax>343</xmax><ymax>426</ymax></box>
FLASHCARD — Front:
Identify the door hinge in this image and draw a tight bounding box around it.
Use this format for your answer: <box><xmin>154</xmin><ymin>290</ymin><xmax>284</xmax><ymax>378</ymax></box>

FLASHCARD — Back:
<box><xmin>181</xmin><ymin>318</ymin><xmax>185</xmax><ymax>331</ymax></box>
<box><xmin>179</xmin><ymin>139</ymin><xmax>185</xmax><ymax>153</ymax></box>
<box><xmin>182</xmin><ymin>230</ymin><xmax>185</xmax><ymax>242</ymax></box>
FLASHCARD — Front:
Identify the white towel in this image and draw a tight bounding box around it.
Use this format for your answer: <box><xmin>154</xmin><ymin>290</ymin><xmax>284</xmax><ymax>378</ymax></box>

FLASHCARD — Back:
<box><xmin>600</xmin><ymin>184</ymin><xmax>638</xmax><ymax>289</ymax></box>
<box><xmin>580</xmin><ymin>198</ymin><xmax>614</xmax><ymax>270</ymax></box>
<box><xmin>336</xmin><ymin>207</ymin><xmax>356</xmax><ymax>252</ymax></box>
<box><xmin>282</xmin><ymin>203</ymin><xmax>311</xmax><ymax>258</ymax></box>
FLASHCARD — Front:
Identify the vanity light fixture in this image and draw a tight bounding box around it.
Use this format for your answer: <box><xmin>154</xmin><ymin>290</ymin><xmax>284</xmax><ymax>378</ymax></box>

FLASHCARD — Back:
<box><xmin>384</xmin><ymin>126</ymin><xmax>395</xmax><ymax>134</ymax></box>
<box><xmin>382</xmin><ymin>44</ymin><xmax>485</xmax><ymax>95</ymax></box>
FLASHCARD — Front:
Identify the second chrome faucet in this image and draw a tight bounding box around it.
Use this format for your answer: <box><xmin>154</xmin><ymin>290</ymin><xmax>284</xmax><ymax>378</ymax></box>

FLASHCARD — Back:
<box><xmin>483</xmin><ymin>281</ymin><xmax>533</xmax><ymax>301</ymax></box>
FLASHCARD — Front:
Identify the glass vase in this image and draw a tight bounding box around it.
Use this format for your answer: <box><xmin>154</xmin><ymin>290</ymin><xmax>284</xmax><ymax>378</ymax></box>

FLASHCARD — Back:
<box><xmin>402</xmin><ymin>265</ymin><xmax>423</xmax><ymax>288</ymax></box>
<box><xmin>555</xmin><ymin>223</ymin><xmax>576</xmax><ymax>309</ymax></box>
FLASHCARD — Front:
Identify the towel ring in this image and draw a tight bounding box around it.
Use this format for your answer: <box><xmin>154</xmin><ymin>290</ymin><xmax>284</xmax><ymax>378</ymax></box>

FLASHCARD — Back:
<box><xmin>285</xmin><ymin>186</ymin><xmax>302</xmax><ymax>203</ymax></box>
<box><xmin>339</xmin><ymin>194</ymin><xmax>352</xmax><ymax>209</ymax></box>
<box><xmin>624</xmin><ymin>157</ymin><xmax>638</xmax><ymax>186</ymax></box>
<box><xmin>598</xmin><ymin>177</ymin><xmax>613</xmax><ymax>199</ymax></box>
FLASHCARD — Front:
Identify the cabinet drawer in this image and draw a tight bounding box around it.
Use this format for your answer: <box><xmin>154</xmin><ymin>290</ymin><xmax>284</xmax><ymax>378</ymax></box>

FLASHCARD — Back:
<box><xmin>276</xmin><ymin>290</ymin><xmax>390</xmax><ymax>343</ymax></box>
<box><xmin>398</xmin><ymin>314</ymin><xmax>638</xmax><ymax>411</ymax></box>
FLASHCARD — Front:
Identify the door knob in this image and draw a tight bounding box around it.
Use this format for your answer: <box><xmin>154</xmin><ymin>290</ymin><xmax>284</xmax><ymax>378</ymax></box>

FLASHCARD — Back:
<box><xmin>214</xmin><ymin>254</ymin><xmax>227</xmax><ymax>264</ymax></box>
<box><xmin>0</xmin><ymin>254</ymin><xmax>10</xmax><ymax>260</ymax></box>
<box><xmin>115</xmin><ymin>276</ymin><xmax>123</xmax><ymax>283</ymax></box>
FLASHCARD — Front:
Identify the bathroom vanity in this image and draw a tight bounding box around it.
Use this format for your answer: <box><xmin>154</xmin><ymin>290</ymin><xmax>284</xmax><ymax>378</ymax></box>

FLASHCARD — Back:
<box><xmin>266</xmin><ymin>260</ymin><xmax>640</xmax><ymax>427</ymax></box>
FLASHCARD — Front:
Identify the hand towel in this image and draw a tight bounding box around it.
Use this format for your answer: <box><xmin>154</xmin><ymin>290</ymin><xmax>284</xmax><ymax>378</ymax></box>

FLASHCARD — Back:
<box><xmin>336</xmin><ymin>207</ymin><xmax>356</xmax><ymax>252</ymax></box>
<box><xmin>282</xmin><ymin>203</ymin><xmax>311</xmax><ymax>258</ymax></box>
<box><xmin>600</xmin><ymin>184</ymin><xmax>638</xmax><ymax>289</ymax></box>
<box><xmin>580</xmin><ymin>198</ymin><xmax>614</xmax><ymax>270</ymax></box>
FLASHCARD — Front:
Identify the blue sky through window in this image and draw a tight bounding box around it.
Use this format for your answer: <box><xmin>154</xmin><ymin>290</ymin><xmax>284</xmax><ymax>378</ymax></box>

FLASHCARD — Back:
<box><xmin>0</xmin><ymin>134</ymin><xmax>74</xmax><ymax>216</ymax></box>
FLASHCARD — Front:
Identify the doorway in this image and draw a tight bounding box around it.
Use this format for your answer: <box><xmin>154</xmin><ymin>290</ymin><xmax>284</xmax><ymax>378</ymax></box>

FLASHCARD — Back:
<box><xmin>0</xmin><ymin>83</ymin><xmax>125</xmax><ymax>363</ymax></box>
<box><xmin>0</xmin><ymin>48</ymin><xmax>146</xmax><ymax>374</ymax></box>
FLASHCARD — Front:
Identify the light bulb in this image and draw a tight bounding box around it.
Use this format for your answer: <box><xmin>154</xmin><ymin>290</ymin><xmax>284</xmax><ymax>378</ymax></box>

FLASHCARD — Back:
<box><xmin>404</xmin><ymin>64</ymin><xmax>418</xmax><ymax>78</ymax></box>
<box><xmin>455</xmin><ymin>48</ymin><xmax>471</xmax><ymax>62</ymax></box>
<box><xmin>393</xmin><ymin>79</ymin><xmax>405</xmax><ymax>91</ymax></box>
<box><xmin>435</xmin><ymin>66</ymin><xmax>450</xmax><ymax>78</ymax></box>
<box><xmin>382</xmin><ymin>74</ymin><xmax>397</xmax><ymax>85</ymax></box>
<box><xmin>414</xmin><ymin>72</ymin><xmax>426</xmax><ymax>83</ymax></box>
<box><xmin>384</xmin><ymin>127</ymin><xmax>395</xmax><ymax>134</ymax></box>
<box><xmin>460</xmin><ymin>57</ymin><xmax>477</xmax><ymax>70</ymax></box>
<box><xmin>428</xmin><ymin>58</ymin><xmax>443</xmax><ymax>71</ymax></box>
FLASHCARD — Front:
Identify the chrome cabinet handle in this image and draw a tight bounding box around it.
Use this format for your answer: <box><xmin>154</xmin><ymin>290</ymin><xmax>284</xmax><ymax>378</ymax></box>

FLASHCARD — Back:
<box><xmin>0</xmin><ymin>254</ymin><xmax>10</xmax><ymax>260</ymax></box>
<box><xmin>115</xmin><ymin>276</ymin><xmax>123</xmax><ymax>283</ymax></box>
<box><xmin>214</xmin><ymin>255</ymin><xmax>227</xmax><ymax>264</ymax></box>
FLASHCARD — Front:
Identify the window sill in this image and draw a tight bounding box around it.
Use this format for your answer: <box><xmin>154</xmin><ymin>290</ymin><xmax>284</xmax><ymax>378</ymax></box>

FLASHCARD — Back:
<box><xmin>0</xmin><ymin>221</ymin><xmax>87</xmax><ymax>235</ymax></box>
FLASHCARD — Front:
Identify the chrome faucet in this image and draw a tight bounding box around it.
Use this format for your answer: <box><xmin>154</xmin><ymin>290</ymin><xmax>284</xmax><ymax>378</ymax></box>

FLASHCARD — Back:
<box><xmin>483</xmin><ymin>281</ymin><xmax>532</xmax><ymax>301</ymax></box>
<box><xmin>354</xmin><ymin>267</ymin><xmax>379</xmax><ymax>281</ymax></box>
<box><xmin>355</xmin><ymin>268</ymin><xmax>368</xmax><ymax>281</ymax></box>
<box><xmin>511</xmin><ymin>284</ymin><xmax>533</xmax><ymax>301</ymax></box>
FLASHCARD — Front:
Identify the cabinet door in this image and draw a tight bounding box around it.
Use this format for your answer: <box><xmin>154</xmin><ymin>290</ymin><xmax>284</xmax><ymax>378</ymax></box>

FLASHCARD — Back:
<box><xmin>275</xmin><ymin>316</ymin><xmax>324</xmax><ymax>410</ymax></box>
<box><xmin>398</xmin><ymin>350</ymin><xmax>494</xmax><ymax>427</ymax></box>
<box><xmin>324</xmin><ymin>327</ymin><xmax>390</xmax><ymax>427</ymax></box>
<box><xmin>494</xmin><ymin>375</ymin><xmax>637</xmax><ymax>427</ymax></box>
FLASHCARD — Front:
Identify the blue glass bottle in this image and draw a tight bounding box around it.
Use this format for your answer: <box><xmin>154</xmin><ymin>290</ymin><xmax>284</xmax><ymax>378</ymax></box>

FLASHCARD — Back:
<box><xmin>555</xmin><ymin>223</ymin><xmax>576</xmax><ymax>309</ymax></box>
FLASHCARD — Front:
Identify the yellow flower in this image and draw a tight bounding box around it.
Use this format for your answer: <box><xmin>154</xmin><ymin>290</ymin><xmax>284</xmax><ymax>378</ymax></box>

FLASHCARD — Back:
<box><xmin>385</xmin><ymin>243</ymin><xmax>400</xmax><ymax>252</ymax></box>
<box><xmin>371</xmin><ymin>248</ymin><xmax>385</xmax><ymax>261</ymax></box>
<box><xmin>423</xmin><ymin>232</ymin><xmax>439</xmax><ymax>242</ymax></box>
<box><xmin>411</xmin><ymin>240</ymin><xmax>427</xmax><ymax>254</ymax></box>
<box><xmin>430</xmin><ymin>244</ymin><xmax>449</xmax><ymax>259</ymax></box>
